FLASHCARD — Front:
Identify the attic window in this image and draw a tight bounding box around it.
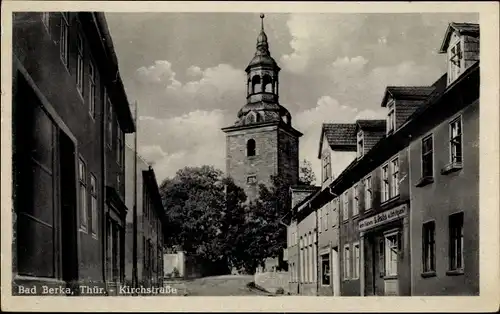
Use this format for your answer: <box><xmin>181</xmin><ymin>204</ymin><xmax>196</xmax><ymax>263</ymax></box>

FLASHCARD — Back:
<box><xmin>449</xmin><ymin>40</ymin><xmax>463</xmax><ymax>83</ymax></box>
<box><xmin>387</xmin><ymin>101</ymin><xmax>396</xmax><ymax>134</ymax></box>
<box><xmin>357</xmin><ymin>131</ymin><xmax>364</xmax><ymax>158</ymax></box>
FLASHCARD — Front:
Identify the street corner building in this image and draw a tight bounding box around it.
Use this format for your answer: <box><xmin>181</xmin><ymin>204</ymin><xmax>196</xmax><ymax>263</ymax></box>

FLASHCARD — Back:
<box><xmin>124</xmin><ymin>145</ymin><xmax>166</xmax><ymax>290</ymax></box>
<box><xmin>221</xmin><ymin>14</ymin><xmax>302</xmax><ymax>202</ymax></box>
<box><xmin>284</xmin><ymin>22</ymin><xmax>479</xmax><ymax>296</ymax></box>
<box><xmin>11</xmin><ymin>12</ymin><xmax>142</xmax><ymax>295</ymax></box>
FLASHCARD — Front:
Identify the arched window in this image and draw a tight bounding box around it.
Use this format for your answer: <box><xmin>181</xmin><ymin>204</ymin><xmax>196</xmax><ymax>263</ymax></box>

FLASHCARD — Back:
<box><xmin>251</xmin><ymin>75</ymin><xmax>261</xmax><ymax>94</ymax></box>
<box><xmin>263</xmin><ymin>74</ymin><xmax>273</xmax><ymax>93</ymax></box>
<box><xmin>247</xmin><ymin>139</ymin><xmax>256</xmax><ymax>157</ymax></box>
<box><xmin>247</xmin><ymin>79</ymin><xmax>251</xmax><ymax>96</ymax></box>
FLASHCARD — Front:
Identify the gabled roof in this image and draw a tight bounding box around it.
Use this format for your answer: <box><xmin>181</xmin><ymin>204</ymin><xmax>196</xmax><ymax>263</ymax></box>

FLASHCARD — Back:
<box><xmin>318</xmin><ymin>123</ymin><xmax>357</xmax><ymax>158</ymax></box>
<box><xmin>356</xmin><ymin>119</ymin><xmax>386</xmax><ymax>131</ymax></box>
<box><xmin>381</xmin><ymin>86</ymin><xmax>435</xmax><ymax>107</ymax></box>
<box><xmin>439</xmin><ymin>22</ymin><xmax>480</xmax><ymax>53</ymax></box>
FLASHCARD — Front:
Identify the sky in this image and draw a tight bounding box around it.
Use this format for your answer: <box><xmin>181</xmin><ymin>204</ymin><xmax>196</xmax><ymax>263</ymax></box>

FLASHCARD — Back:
<box><xmin>105</xmin><ymin>12</ymin><xmax>478</xmax><ymax>184</ymax></box>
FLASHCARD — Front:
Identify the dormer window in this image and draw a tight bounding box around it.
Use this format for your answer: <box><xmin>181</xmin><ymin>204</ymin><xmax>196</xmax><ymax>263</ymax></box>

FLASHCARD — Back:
<box><xmin>357</xmin><ymin>131</ymin><xmax>364</xmax><ymax>158</ymax></box>
<box><xmin>387</xmin><ymin>100</ymin><xmax>396</xmax><ymax>134</ymax></box>
<box><xmin>449</xmin><ymin>40</ymin><xmax>463</xmax><ymax>84</ymax></box>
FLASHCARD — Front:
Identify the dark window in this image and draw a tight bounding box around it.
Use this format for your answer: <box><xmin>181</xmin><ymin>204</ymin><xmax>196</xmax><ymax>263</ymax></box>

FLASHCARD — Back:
<box><xmin>79</xmin><ymin>158</ymin><xmax>87</xmax><ymax>230</ymax></box>
<box><xmin>117</xmin><ymin>123</ymin><xmax>124</xmax><ymax>166</ymax></box>
<box><xmin>422</xmin><ymin>221</ymin><xmax>436</xmax><ymax>272</ymax></box>
<box><xmin>60</xmin><ymin>13</ymin><xmax>69</xmax><ymax>68</ymax></box>
<box><xmin>322</xmin><ymin>154</ymin><xmax>331</xmax><ymax>182</ymax></box>
<box><xmin>16</xmin><ymin>103</ymin><xmax>57</xmax><ymax>278</ymax></box>
<box><xmin>449</xmin><ymin>212</ymin><xmax>464</xmax><ymax>271</ymax></box>
<box><xmin>247</xmin><ymin>139</ymin><xmax>256</xmax><ymax>157</ymax></box>
<box><xmin>90</xmin><ymin>174</ymin><xmax>98</xmax><ymax>236</ymax></box>
<box><xmin>88</xmin><ymin>61</ymin><xmax>96</xmax><ymax>117</ymax></box>
<box><xmin>321</xmin><ymin>253</ymin><xmax>330</xmax><ymax>285</ymax></box>
<box><xmin>76</xmin><ymin>33</ymin><xmax>84</xmax><ymax>96</ymax></box>
<box><xmin>247</xmin><ymin>175</ymin><xmax>257</xmax><ymax>185</ymax></box>
<box><xmin>422</xmin><ymin>135</ymin><xmax>434</xmax><ymax>177</ymax></box>
<box><xmin>106</xmin><ymin>93</ymin><xmax>113</xmax><ymax>148</ymax></box>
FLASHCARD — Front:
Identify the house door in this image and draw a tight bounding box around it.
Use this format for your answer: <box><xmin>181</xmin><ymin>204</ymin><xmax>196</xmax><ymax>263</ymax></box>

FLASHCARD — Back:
<box><xmin>331</xmin><ymin>248</ymin><xmax>340</xmax><ymax>296</ymax></box>
<box><xmin>382</xmin><ymin>231</ymin><xmax>400</xmax><ymax>296</ymax></box>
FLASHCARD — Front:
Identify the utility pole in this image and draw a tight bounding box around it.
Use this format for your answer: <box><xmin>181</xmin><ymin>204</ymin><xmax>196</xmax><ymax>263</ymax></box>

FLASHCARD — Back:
<box><xmin>132</xmin><ymin>101</ymin><xmax>138</xmax><ymax>288</ymax></box>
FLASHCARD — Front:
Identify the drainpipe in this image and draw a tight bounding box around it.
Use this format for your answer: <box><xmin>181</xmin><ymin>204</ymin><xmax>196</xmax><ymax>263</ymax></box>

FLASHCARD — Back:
<box><xmin>327</xmin><ymin>186</ymin><xmax>337</xmax><ymax>296</ymax></box>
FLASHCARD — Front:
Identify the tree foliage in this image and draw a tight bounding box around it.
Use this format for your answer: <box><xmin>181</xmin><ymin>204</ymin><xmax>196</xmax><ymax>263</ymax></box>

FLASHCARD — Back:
<box><xmin>159</xmin><ymin>165</ymin><xmax>247</xmax><ymax>274</ymax></box>
<box><xmin>160</xmin><ymin>165</ymin><xmax>295</xmax><ymax>275</ymax></box>
<box><xmin>299</xmin><ymin>159</ymin><xmax>316</xmax><ymax>186</ymax></box>
<box><xmin>231</xmin><ymin>174</ymin><xmax>291</xmax><ymax>273</ymax></box>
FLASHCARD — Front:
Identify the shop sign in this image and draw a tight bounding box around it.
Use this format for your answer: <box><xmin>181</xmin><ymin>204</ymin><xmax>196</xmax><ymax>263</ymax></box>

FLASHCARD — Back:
<box><xmin>359</xmin><ymin>204</ymin><xmax>407</xmax><ymax>232</ymax></box>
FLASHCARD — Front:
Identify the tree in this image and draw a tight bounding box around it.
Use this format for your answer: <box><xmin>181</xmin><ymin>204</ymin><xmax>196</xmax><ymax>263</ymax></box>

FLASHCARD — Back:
<box><xmin>233</xmin><ymin>174</ymin><xmax>292</xmax><ymax>273</ymax></box>
<box><xmin>159</xmin><ymin>165</ymin><xmax>247</xmax><ymax>275</ymax></box>
<box><xmin>299</xmin><ymin>159</ymin><xmax>316</xmax><ymax>186</ymax></box>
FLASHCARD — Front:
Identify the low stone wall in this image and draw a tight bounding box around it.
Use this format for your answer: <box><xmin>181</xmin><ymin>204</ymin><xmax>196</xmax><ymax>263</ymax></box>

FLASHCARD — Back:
<box><xmin>254</xmin><ymin>271</ymin><xmax>289</xmax><ymax>294</ymax></box>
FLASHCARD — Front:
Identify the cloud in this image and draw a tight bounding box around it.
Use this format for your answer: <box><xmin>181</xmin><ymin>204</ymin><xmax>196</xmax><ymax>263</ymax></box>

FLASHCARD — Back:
<box><xmin>138</xmin><ymin>145</ymin><xmax>167</xmax><ymax>163</ymax></box>
<box><xmin>134</xmin><ymin>109</ymin><xmax>232</xmax><ymax>182</ymax></box>
<box><xmin>136</xmin><ymin>60</ymin><xmax>181</xmax><ymax>86</ymax></box>
<box><xmin>295</xmin><ymin>95</ymin><xmax>386</xmax><ymax>180</ymax></box>
<box><xmin>280</xmin><ymin>14</ymin><xmax>365</xmax><ymax>74</ymax></box>
<box><xmin>133</xmin><ymin>61</ymin><xmax>246</xmax><ymax>118</ymax></box>
<box><xmin>186</xmin><ymin>65</ymin><xmax>203</xmax><ymax>77</ymax></box>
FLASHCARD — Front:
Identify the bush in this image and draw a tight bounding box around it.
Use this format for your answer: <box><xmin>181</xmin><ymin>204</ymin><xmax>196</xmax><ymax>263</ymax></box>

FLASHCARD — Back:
<box><xmin>172</xmin><ymin>267</ymin><xmax>180</xmax><ymax>278</ymax></box>
<box><xmin>275</xmin><ymin>287</ymin><xmax>285</xmax><ymax>295</ymax></box>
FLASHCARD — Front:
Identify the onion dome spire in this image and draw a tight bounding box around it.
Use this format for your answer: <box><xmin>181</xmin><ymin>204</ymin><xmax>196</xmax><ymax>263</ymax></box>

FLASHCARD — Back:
<box><xmin>256</xmin><ymin>13</ymin><xmax>269</xmax><ymax>56</ymax></box>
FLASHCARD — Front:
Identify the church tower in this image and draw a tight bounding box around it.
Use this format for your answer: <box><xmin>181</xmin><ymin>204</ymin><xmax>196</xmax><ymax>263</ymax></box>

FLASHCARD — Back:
<box><xmin>222</xmin><ymin>14</ymin><xmax>302</xmax><ymax>201</ymax></box>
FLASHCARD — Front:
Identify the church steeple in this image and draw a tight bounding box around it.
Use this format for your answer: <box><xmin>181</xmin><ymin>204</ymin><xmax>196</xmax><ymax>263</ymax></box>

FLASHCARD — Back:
<box><xmin>221</xmin><ymin>14</ymin><xmax>302</xmax><ymax>201</ymax></box>
<box><xmin>256</xmin><ymin>13</ymin><xmax>270</xmax><ymax>56</ymax></box>
<box><xmin>237</xmin><ymin>13</ymin><xmax>289</xmax><ymax>127</ymax></box>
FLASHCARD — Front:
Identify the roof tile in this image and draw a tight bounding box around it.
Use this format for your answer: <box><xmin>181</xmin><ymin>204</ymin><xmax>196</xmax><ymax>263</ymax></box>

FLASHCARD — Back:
<box><xmin>323</xmin><ymin>123</ymin><xmax>357</xmax><ymax>147</ymax></box>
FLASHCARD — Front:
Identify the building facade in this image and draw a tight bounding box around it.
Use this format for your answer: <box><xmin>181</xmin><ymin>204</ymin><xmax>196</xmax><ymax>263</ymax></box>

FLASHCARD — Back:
<box><xmin>222</xmin><ymin>14</ymin><xmax>302</xmax><ymax>201</ymax></box>
<box><xmin>11</xmin><ymin>12</ymin><xmax>134</xmax><ymax>294</ymax></box>
<box><xmin>409</xmin><ymin>23</ymin><xmax>479</xmax><ymax>296</ymax></box>
<box><xmin>124</xmin><ymin>145</ymin><xmax>166</xmax><ymax>290</ymax></box>
<box><xmin>283</xmin><ymin>21</ymin><xmax>479</xmax><ymax>297</ymax></box>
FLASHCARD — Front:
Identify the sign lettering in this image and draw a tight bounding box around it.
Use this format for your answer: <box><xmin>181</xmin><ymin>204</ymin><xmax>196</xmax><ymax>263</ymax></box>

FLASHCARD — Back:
<box><xmin>359</xmin><ymin>205</ymin><xmax>407</xmax><ymax>232</ymax></box>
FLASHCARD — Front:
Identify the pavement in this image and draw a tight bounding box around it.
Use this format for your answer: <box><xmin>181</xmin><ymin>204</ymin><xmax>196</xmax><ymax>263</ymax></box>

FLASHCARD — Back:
<box><xmin>164</xmin><ymin>274</ymin><xmax>275</xmax><ymax>296</ymax></box>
